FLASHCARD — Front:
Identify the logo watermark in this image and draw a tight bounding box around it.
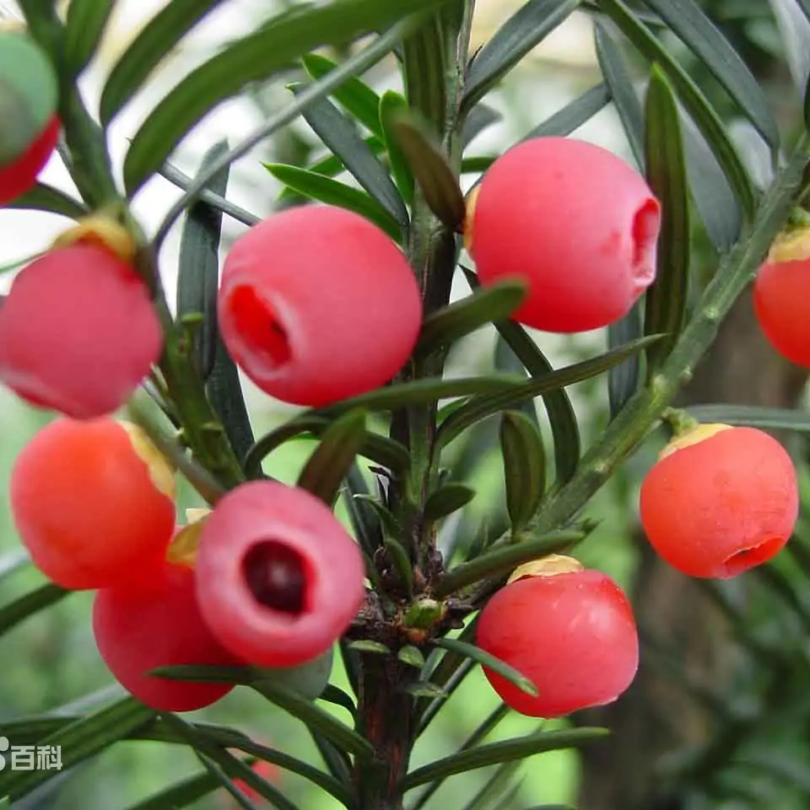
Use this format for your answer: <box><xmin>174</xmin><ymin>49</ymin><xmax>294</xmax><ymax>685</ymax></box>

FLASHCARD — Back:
<box><xmin>0</xmin><ymin>737</ymin><xmax>62</xmax><ymax>772</ymax></box>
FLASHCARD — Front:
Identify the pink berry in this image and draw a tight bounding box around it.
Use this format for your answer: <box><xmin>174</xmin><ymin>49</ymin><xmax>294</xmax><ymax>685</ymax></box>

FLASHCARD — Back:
<box><xmin>465</xmin><ymin>137</ymin><xmax>661</xmax><ymax>333</ymax></box>
<box><xmin>476</xmin><ymin>560</ymin><xmax>639</xmax><ymax>717</ymax></box>
<box><xmin>93</xmin><ymin>561</ymin><xmax>241</xmax><ymax>712</ymax></box>
<box><xmin>195</xmin><ymin>480</ymin><xmax>366</xmax><ymax>668</ymax></box>
<box><xmin>0</xmin><ymin>243</ymin><xmax>162</xmax><ymax>418</ymax></box>
<box><xmin>217</xmin><ymin>205</ymin><xmax>422</xmax><ymax>407</ymax></box>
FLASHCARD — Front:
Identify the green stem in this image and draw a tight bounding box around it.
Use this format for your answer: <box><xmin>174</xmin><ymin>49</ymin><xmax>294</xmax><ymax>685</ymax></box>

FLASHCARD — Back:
<box><xmin>472</xmin><ymin>132</ymin><xmax>810</xmax><ymax>606</ymax></box>
<box><xmin>153</xmin><ymin>291</ymin><xmax>245</xmax><ymax>490</ymax></box>
<box><xmin>357</xmin><ymin>6</ymin><xmax>476</xmax><ymax>808</ymax></box>
<box><xmin>395</xmin><ymin>1</ymin><xmax>477</xmax><ymax>538</ymax></box>
<box><xmin>58</xmin><ymin>90</ymin><xmax>120</xmax><ymax>209</ymax></box>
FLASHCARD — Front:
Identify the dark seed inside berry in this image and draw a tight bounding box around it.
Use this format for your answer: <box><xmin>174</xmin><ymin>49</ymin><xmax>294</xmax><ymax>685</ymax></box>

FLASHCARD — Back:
<box><xmin>242</xmin><ymin>541</ymin><xmax>306</xmax><ymax>615</ymax></box>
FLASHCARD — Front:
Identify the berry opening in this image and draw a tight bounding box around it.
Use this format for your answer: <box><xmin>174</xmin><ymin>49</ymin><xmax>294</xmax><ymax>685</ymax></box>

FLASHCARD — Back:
<box><xmin>630</xmin><ymin>198</ymin><xmax>662</xmax><ymax>286</ymax></box>
<box><xmin>227</xmin><ymin>286</ymin><xmax>292</xmax><ymax>371</ymax></box>
<box><xmin>242</xmin><ymin>541</ymin><xmax>308</xmax><ymax>615</ymax></box>
<box><xmin>719</xmin><ymin>535</ymin><xmax>786</xmax><ymax>578</ymax></box>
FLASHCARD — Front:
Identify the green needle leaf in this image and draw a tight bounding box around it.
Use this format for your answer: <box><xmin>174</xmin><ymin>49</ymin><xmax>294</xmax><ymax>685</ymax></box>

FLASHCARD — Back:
<box><xmin>424</xmin><ymin>483</ymin><xmax>477</xmax><ymax>522</ymax></box>
<box><xmin>0</xmin><ymin>698</ymin><xmax>156</xmax><ymax>800</ymax></box>
<box><xmin>398</xmin><ymin>645</ymin><xmax>426</xmax><ymax>669</ymax></box>
<box><xmin>594</xmin><ymin>21</ymin><xmax>644</xmax><ymax>167</ymax></box>
<box><xmin>387</xmin><ymin>114</ymin><xmax>466</xmax><ymax>229</ymax></box>
<box><xmin>460</xmin><ymin>761</ymin><xmax>523</xmax><ymax>810</ymax></box>
<box><xmin>317</xmin><ymin>374</ymin><xmax>525</xmax><ymax>416</ymax></box>
<box><xmin>251</xmin><ymin>679</ymin><xmax>374</xmax><ymax>762</ymax></box>
<box><xmin>643</xmin><ymin>66</ymin><xmax>691</xmax><ymax>372</ymax></box>
<box><xmin>523</xmin><ymin>82</ymin><xmax>611</xmax><ymax>141</ymax></box>
<box><xmin>685</xmin><ymin>404</ymin><xmax>810</xmax><ymax>433</ymax></box>
<box><xmin>607</xmin><ymin>304</ymin><xmax>643</xmax><ymax>418</ymax></box>
<box><xmin>352</xmin><ymin>495</ymin><xmax>399</xmax><ymax>539</ymax></box>
<box><xmin>417</xmin><ymin>625</ymin><xmax>478</xmax><ymax>734</ymax></box>
<box><xmin>245</xmin><ymin>415</ymin><xmax>409</xmax><ymax>478</ymax></box>
<box><xmin>172</xmin><ymin>142</ymin><xmax>256</xmax><ymax>465</ymax></box>
<box><xmin>598</xmin><ymin>0</ymin><xmax>757</xmax><ymax>219</ymax></box>
<box><xmin>294</xmin><ymin>89</ymin><xmax>409</xmax><ymax>228</ymax></box>
<box><xmin>401</xmin><ymin>728</ymin><xmax>610</xmax><ymax>790</ymax></box>
<box><xmin>149</xmin><ymin>721</ymin><xmax>353</xmax><ymax>806</ymax></box>
<box><xmin>416</xmin><ymin>280</ymin><xmax>527</xmax><ymax>356</ymax></box>
<box><xmin>64</xmin><ymin>0</ymin><xmax>116</xmax><ymax>76</ymax></box>
<box><xmin>0</xmin><ymin>583</ymin><xmax>69</xmax><ymax>636</ymax></box>
<box><xmin>348</xmin><ymin>640</ymin><xmax>391</xmax><ymax>655</ymax></box>
<box><xmin>159</xmin><ymin>713</ymin><xmax>299</xmax><ymax>810</ymax></box>
<box><xmin>411</xmin><ymin>705</ymin><xmax>513</xmax><ymax>810</ymax></box>
<box><xmin>101</xmin><ymin>0</ymin><xmax>226</xmax><ymax>123</ymax></box>
<box><xmin>405</xmin><ymin>682</ymin><xmax>449</xmax><ymax>699</ymax></box>
<box><xmin>500</xmin><ymin>411</ymin><xmax>546</xmax><ymax>532</ymax></box>
<box><xmin>265</xmin><ymin>163</ymin><xmax>401</xmax><ymax>239</ymax></box>
<box><xmin>297</xmin><ymin>410</ymin><xmax>368</xmax><ymax>505</ymax></box>
<box><xmin>463</xmin><ymin>104</ymin><xmax>503</xmax><ymax>148</ymax></box>
<box><xmin>343</xmin><ymin>465</ymin><xmax>385</xmax><ymax>555</ymax></box>
<box><xmin>383</xmin><ymin>535</ymin><xmax>415</xmax><ymax>595</ymax></box>
<box><xmin>302</xmin><ymin>52</ymin><xmax>384</xmax><ymax>139</ymax></box>
<box><xmin>123</xmin><ymin>0</ymin><xmax>451</xmax><ymax>194</ymax></box>
<box><xmin>433</xmin><ymin>529</ymin><xmax>584</xmax><ymax>597</ymax></box>
<box><xmin>275</xmin><ymin>135</ymin><xmax>385</xmax><ymax>204</ymax></box>
<box><xmin>437</xmin><ymin>335</ymin><xmax>662</xmax><ymax>448</ymax></box>
<box><xmin>177</xmin><ymin>140</ymin><xmax>229</xmax><ymax>380</ymax></box>
<box><xmin>463</xmin><ymin>268</ymin><xmax>580</xmax><ymax>487</ymax></box>
<box><xmin>159</xmin><ymin>160</ymin><xmax>259</xmax><ymax>227</ymax></box>
<box><xmin>6</xmin><ymin>183</ymin><xmax>89</xmax><ymax>219</ymax></box>
<box><xmin>771</xmin><ymin>0</ymin><xmax>810</xmax><ymax>94</ymax></box>
<box><xmin>127</xmin><ymin>770</ymin><xmax>230</xmax><ymax>810</ymax></box>
<box><xmin>642</xmin><ymin>0</ymin><xmax>779</xmax><ymax>151</ymax></box>
<box><xmin>432</xmin><ymin>637</ymin><xmax>538</xmax><ymax>697</ymax></box>
<box><xmin>682</xmin><ymin>111</ymin><xmax>741</xmax><ymax>252</ymax></box>
<box><xmin>380</xmin><ymin>90</ymin><xmax>416</xmax><ymax>205</ymax></box>
<box><xmin>462</xmin><ymin>0</ymin><xmax>582</xmax><ymax>112</ymax></box>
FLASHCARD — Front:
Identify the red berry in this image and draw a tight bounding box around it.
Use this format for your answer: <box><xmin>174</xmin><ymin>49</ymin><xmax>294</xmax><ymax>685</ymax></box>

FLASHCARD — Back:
<box><xmin>465</xmin><ymin>137</ymin><xmax>661</xmax><ymax>333</ymax></box>
<box><xmin>639</xmin><ymin>424</ymin><xmax>798</xmax><ymax>578</ymax></box>
<box><xmin>476</xmin><ymin>558</ymin><xmax>639</xmax><ymax>717</ymax></box>
<box><xmin>0</xmin><ymin>242</ymin><xmax>162</xmax><ymax>418</ymax></box>
<box><xmin>0</xmin><ymin>115</ymin><xmax>59</xmax><ymax>205</ymax></box>
<box><xmin>218</xmin><ymin>205</ymin><xmax>422</xmax><ymax>407</ymax></box>
<box><xmin>195</xmin><ymin>480</ymin><xmax>366</xmax><ymax>668</ymax></box>
<box><xmin>10</xmin><ymin>418</ymin><xmax>176</xmax><ymax>589</ymax></box>
<box><xmin>754</xmin><ymin>228</ymin><xmax>810</xmax><ymax>367</ymax></box>
<box><xmin>93</xmin><ymin>561</ymin><xmax>240</xmax><ymax>711</ymax></box>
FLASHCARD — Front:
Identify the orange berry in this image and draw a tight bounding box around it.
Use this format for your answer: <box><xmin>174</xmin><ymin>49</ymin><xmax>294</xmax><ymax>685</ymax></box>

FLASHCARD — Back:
<box><xmin>10</xmin><ymin>417</ymin><xmax>176</xmax><ymax>589</ymax></box>
<box><xmin>639</xmin><ymin>424</ymin><xmax>798</xmax><ymax>578</ymax></box>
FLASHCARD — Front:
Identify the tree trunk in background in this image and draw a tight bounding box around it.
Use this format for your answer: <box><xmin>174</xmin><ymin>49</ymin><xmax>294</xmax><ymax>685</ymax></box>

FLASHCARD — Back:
<box><xmin>576</xmin><ymin>289</ymin><xmax>808</xmax><ymax>810</ymax></box>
